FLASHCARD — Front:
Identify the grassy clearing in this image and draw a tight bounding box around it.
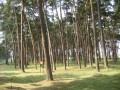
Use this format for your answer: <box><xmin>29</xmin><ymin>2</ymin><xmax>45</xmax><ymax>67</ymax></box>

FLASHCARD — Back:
<box><xmin>0</xmin><ymin>60</ymin><xmax>120</xmax><ymax>90</ymax></box>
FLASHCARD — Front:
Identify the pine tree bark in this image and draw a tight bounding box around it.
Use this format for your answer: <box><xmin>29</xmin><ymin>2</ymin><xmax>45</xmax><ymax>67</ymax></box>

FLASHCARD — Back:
<box><xmin>37</xmin><ymin>0</ymin><xmax>53</xmax><ymax>81</ymax></box>
<box><xmin>26</xmin><ymin>14</ymin><xmax>37</xmax><ymax>69</ymax></box>
<box><xmin>21</xmin><ymin>0</ymin><xmax>25</xmax><ymax>72</ymax></box>
<box><xmin>85</xmin><ymin>0</ymin><xmax>93</xmax><ymax>66</ymax></box>
<box><xmin>5</xmin><ymin>32</ymin><xmax>8</xmax><ymax>65</ymax></box>
<box><xmin>97</xmin><ymin>0</ymin><xmax>108</xmax><ymax>69</ymax></box>
<box><xmin>90</xmin><ymin>0</ymin><xmax>100</xmax><ymax>72</ymax></box>
<box><xmin>14</xmin><ymin>6</ymin><xmax>21</xmax><ymax>69</ymax></box>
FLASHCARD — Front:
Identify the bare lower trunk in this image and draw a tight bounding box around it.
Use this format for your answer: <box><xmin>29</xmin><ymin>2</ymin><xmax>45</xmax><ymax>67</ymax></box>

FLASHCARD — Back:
<box><xmin>21</xmin><ymin>0</ymin><xmax>25</xmax><ymax>72</ymax></box>
<box><xmin>37</xmin><ymin>0</ymin><xmax>53</xmax><ymax>81</ymax></box>
<box><xmin>90</xmin><ymin>0</ymin><xmax>100</xmax><ymax>72</ymax></box>
<box><xmin>97</xmin><ymin>0</ymin><xmax>108</xmax><ymax>69</ymax></box>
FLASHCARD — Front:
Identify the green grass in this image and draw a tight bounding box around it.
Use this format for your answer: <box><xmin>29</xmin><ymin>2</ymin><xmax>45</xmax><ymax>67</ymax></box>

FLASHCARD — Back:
<box><xmin>0</xmin><ymin>60</ymin><xmax>120</xmax><ymax>90</ymax></box>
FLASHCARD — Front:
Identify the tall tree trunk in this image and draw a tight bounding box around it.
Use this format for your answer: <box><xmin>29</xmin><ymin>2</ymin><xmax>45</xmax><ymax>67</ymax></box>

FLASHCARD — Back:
<box><xmin>5</xmin><ymin>32</ymin><xmax>8</xmax><ymax>65</ymax></box>
<box><xmin>25</xmin><ymin>39</ymin><xmax>28</xmax><ymax>67</ymax></box>
<box><xmin>111</xmin><ymin>22</ymin><xmax>117</xmax><ymax>63</ymax></box>
<box><xmin>37</xmin><ymin>0</ymin><xmax>53</xmax><ymax>81</ymax></box>
<box><xmin>14</xmin><ymin>4</ymin><xmax>21</xmax><ymax>69</ymax></box>
<box><xmin>26</xmin><ymin>14</ymin><xmax>37</xmax><ymax>69</ymax></box>
<box><xmin>54</xmin><ymin>1</ymin><xmax>66</xmax><ymax>69</ymax></box>
<box><xmin>73</xmin><ymin>0</ymin><xmax>81</xmax><ymax>68</ymax></box>
<box><xmin>13</xmin><ymin>37</ymin><xmax>17</xmax><ymax>68</ymax></box>
<box><xmin>60</xmin><ymin>0</ymin><xmax>66</xmax><ymax>70</ymax></box>
<box><xmin>97</xmin><ymin>0</ymin><xmax>108</xmax><ymax>69</ymax></box>
<box><xmin>21</xmin><ymin>0</ymin><xmax>25</xmax><ymax>72</ymax></box>
<box><xmin>90</xmin><ymin>0</ymin><xmax>100</xmax><ymax>72</ymax></box>
<box><xmin>44</xmin><ymin>4</ymin><xmax>55</xmax><ymax>71</ymax></box>
<box><xmin>85</xmin><ymin>0</ymin><xmax>93</xmax><ymax>66</ymax></box>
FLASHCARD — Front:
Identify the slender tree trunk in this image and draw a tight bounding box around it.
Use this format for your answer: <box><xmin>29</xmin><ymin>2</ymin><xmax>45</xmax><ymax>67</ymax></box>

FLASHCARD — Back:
<box><xmin>25</xmin><ymin>39</ymin><xmax>28</xmax><ymax>67</ymax></box>
<box><xmin>26</xmin><ymin>14</ymin><xmax>37</xmax><ymax>69</ymax></box>
<box><xmin>90</xmin><ymin>0</ymin><xmax>100</xmax><ymax>72</ymax></box>
<box><xmin>97</xmin><ymin>0</ymin><xmax>108</xmax><ymax>69</ymax></box>
<box><xmin>44</xmin><ymin>5</ymin><xmax>55</xmax><ymax>71</ymax></box>
<box><xmin>14</xmin><ymin>5</ymin><xmax>21</xmax><ymax>69</ymax></box>
<box><xmin>13</xmin><ymin>38</ymin><xmax>17</xmax><ymax>68</ymax></box>
<box><xmin>54</xmin><ymin>1</ymin><xmax>66</xmax><ymax>69</ymax></box>
<box><xmin>51</xmin><ymin>7</ymin><xmax>57</xmax><ymax>70</ymax></box>
<box><xmin>85</xmin><ymin>1</ymin><xmax>93</xmax><ymax>66</ymax></box>
<box><xmin>76</xmin><ymin>16</ymin><xmax>81</xmax><ymax>68</ymax></box>
<box><xmin>106</xmin><ymin>20</ymin><xmax>111</xmax><ymax>59</ymax></box>
<box><xmin>5</xmin><ymin>32</ymin><xmax>8</xmax><ymax>65</ymax></box>
<box><xmin>21</xmin><ymin>0</ymin><xmax>25</xmax><ymax>72</ymax></box>
<box><xmin>60</xmin><ymin>1</ymin><xmax>66</xmax><ymax>70</ymax></box>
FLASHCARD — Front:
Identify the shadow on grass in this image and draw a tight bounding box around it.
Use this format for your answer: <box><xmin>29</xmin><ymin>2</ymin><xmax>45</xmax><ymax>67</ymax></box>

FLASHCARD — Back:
<box><xmin>0</xmin><ymin>77</ymin><xmax>9</xmax><ymax>85</ymax></box>
<box><xmin>0</xmin><ymin>72</ymin><xmax>19</xmax><ymax>76</ymax></box>
<box><xmin>11</xmin><ymin>75</ymin><xmax>45</xmax><ymax>84</ymax></box>
<box><xmin>5</xmin><ymin>86</ymin><xmax>26</xmax><ymax>90</ymax></box>
<box><xmin>32</xmin><ymin>73</ymin><xmax>120</xmax><ymax>90</ymax></box>
<box><xmin>109</xmin><ymin>61</ymin><xmax>120</xmax><ymax>70</ymax></box>
<box><xmin>0</xmin><ymin>75</ymin><xmax>45</xmax><ymax>86</ymax></box>
<box><xmin>54</xmin><ymin>73</ymin><xmax>81</xmax><ymax>80</ymax></box>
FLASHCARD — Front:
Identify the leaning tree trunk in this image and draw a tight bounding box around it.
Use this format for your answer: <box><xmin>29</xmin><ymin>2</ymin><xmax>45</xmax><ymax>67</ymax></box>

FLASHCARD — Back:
<box><xmin>44</xmin><ymin>4</ymin><xmax>55</xmax><ymax>71</ymax></box>
<box><xmin>25</xmin><ymin>14</ymin><xmax>37</xmax><ymax>69</ymax></box>
<box><xmin>37</xmin><ymin>0</ymin><xmax>53</xmax><ymax>81</ymax></box>
<box><xmin>97</xmin><ymin>0</ymin><xmax>108</xmax><ymax>69</ymax></box>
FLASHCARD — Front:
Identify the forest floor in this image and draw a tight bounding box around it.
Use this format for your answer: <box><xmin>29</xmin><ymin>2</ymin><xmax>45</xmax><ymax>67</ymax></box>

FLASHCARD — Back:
<box><xmin>0</xmin><ymin>60</ymin><xmax>120</xmax><ymax>90</ymax></box>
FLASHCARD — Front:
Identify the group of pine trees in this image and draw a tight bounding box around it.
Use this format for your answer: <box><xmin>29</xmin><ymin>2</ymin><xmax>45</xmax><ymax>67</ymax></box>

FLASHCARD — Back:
<box><xmin>0</xmin><ymin>0</ymin><xmax>120</xmax><ymax>81</ymax></box>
